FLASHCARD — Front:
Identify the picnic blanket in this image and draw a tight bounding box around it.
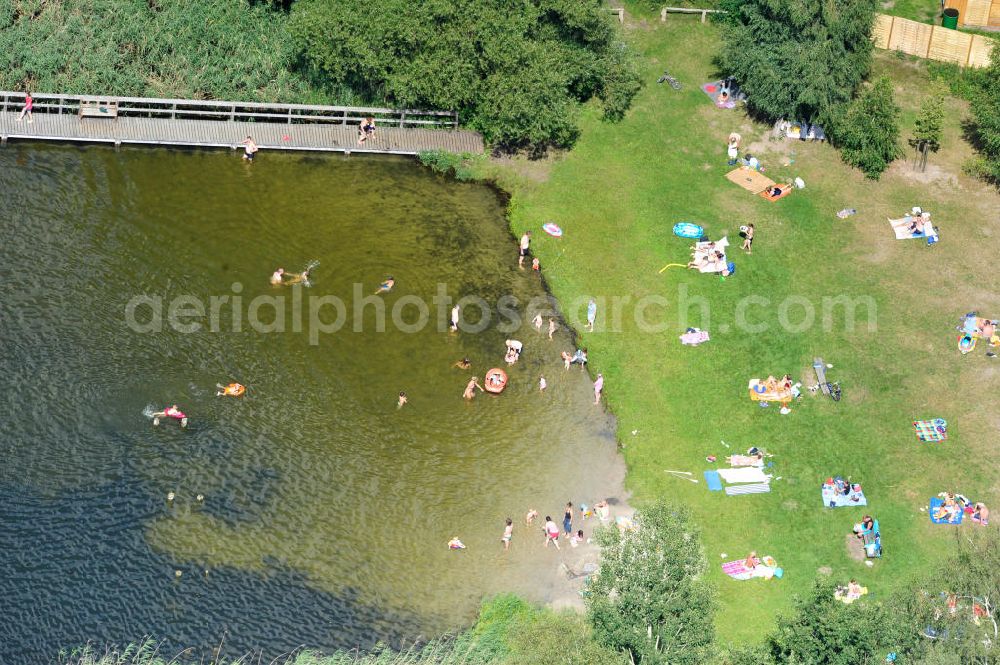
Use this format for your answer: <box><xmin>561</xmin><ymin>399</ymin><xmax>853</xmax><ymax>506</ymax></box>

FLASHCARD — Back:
<box><xmin>822</xmin><ymin>482</ymin><xmax>867</xmax><ymax>508</ymax></box>
<box><xmin>761</xmin><ymin>184</ymin><xmax>793</xmax><ymax>202</ymax></box>
<box><xmin>930</xmin><ymin>497</ymin><xmax>964</xmax><ymax>525</ymax></box>
<box><xmin>722</xmin><ymin>558</ymin><xmax>779</xmax><ymax>580</ymax></box>
<box><xmin>748</xmin><ymin>379</ymin><xmax>794</xmax><ymax>403</ymax></box>
<box><xmin>701</xmin><ymin>80</ymin><xmax>746</xmax><ymax>108</ymax></box>
<box><xmin>680</xmin><ymin>329</ymin><xmax>710</xmax><ymax>346</ymax></box>
<box><xmin>718</xmin><ymin>467</ymin><xmax>769</xmax><ymax>484</ymax></box>
<box><xmin>960</xmin><ymin>315</ymin><xmax>997</xmax><ymax>337</ymax></box>
<box><xmin>725</xmin><ymin>482</ymin><xmax>771</xmax><ymax>496</ymax></box>
<box><xmin>690</xmin><ymin>236</ymin><xmax>729</xmax><ymax>273</ymax></box>
<box><xmin>889</xmin><ymin>217</ymin><xmax>938</xmax><ymax>243</ymax></box>
<box><xmin>914</xmin><ymin>418</ymin><xmax>948</xmax><ymax>442</ymax></box>
<box><xmin>726</xmin><ymin>167</ymin><xmax>775</xmax><ymax>194</ymax></box>
<box><xmin>703</xmin><ymin>470</ymin><xmax>723</xmax><ymax>491</ymax></box>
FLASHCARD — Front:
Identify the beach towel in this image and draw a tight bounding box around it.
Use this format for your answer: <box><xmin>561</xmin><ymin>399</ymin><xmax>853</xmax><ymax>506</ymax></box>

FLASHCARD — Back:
<box><xmin>725</xmin><ymin>482</ymin><xmax>771</xmax><ymax>496</ymax></box>
<box><xmin>914</xmin><ymin>418</ymin><xmax>947</xmax><ymax>442</ymax></box>
<box><xmin>703</xmin><ymin>470</ymin><xmax>723</xmax><ymax>491</ymax></box>
<box><xmin>690</xmin><ymin>236</ymin><xmax>730</xmax><ymax>274</ymax></box>
<box><xmin>722</xmin><ymin>559</ymin><xmax>753</xmax><ymax>580</ymax></box>
<box><xmin>760</xmin><ymin>184</ymin><xmax>793</xmax><ymax>201</ymax></box>
<box><xmin>701</xmin><ymin>80</ymin><xmax>746</xmax><ymax>108</ymax></box>
<box><xmin>726</xmin><ymin>168</ymin><xmax>774</xmax><ymax>195</ymax></box>
<box><xmin>889</xmin><ymin>217</ymin><xmax>938</xmax><ymax>244</ymax></box>
<box><xmin>718</xmin><ymin>467</ymin><xmax>769</xmax><ymax>484</ymax></box>
<box><xmin>930</xmin><ymin>497</ymin><xmax>964</xmax><ymax>525</ymax></box>
<box><xmin>822</xmin><ymin>483</ymin><xmax>867</xmax><ymax>508</ymax></box>
<box><xmin>680</xmin><ymin>329</ymin><xmax>710</xmax><ymax>346</ymax></box>
<box><xmin>748</xmin><ymin>378</ymin><xmax>793</xmax><ymax>403</ymax></box>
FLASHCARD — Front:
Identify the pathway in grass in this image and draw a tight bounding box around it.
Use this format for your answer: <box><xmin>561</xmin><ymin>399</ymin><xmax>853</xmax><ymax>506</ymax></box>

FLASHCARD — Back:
<box><xmin>489</xmin><ymin>15</ymin><xmax>1000</xmax><ymax>644</ymax></box>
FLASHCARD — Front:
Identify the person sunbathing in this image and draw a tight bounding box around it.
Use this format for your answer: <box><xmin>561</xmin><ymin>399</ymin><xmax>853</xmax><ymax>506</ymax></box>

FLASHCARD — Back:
<box><xmin>980</xmin><ymin>320</ymin><xmax>997</xmax><ymax>340</ymax></box>
<box><xmin>933</xmin><ymin>497</ymin><xmax>960</xmax><ymax>522</ymax></box>
<box><xmin>744</xmin><ymin>551</ymin><xmax>760</xmax><ymax>569</ymax></box>
<box><xmin>907</xmin><ymin>216</ymin><xmax>925</xmax><ymax>235</ymax></box>
<box><xmin>727</xmin><ymin>451</ymin><xmax>764</xmax><ymax>467</ymax></box>
<box><xmin>766</xmin><ymin>185</ymin><xmax>784</xmax><ymax>198</ymax></box>
<box><xmin>972</xmin><ymin>502</ymin><xmax>990</xmax><ymax>525</ymax></box>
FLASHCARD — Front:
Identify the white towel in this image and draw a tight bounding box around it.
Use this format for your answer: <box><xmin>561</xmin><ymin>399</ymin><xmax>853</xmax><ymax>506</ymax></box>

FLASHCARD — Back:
<box><xmin>718</xmin><ymin>467</ymin><xmax>769</xmax><ymax>484</ymax></box>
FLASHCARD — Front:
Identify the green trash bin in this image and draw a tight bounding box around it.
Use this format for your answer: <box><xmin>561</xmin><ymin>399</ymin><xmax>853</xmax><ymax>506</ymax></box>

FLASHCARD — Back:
<box><xmin>943</xmin><ymin>7</ymin><xmax>959</xmax><ymax>29</ymax></box>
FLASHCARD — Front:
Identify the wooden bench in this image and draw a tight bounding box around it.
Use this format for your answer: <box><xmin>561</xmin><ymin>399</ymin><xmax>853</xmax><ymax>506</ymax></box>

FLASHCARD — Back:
<box><xmin>661</xmin><ymin>6</ymin><xmax>727</xmax><ymax>22</ymax></box>
<box><xmin>78</xmin><ymin>100</ymin><xmax>119</xmax><ymax>120</ymax></box>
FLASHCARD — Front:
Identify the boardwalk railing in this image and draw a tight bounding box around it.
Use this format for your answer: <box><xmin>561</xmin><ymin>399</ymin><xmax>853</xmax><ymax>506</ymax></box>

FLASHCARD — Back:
<box><xmin>0</xmin><ymin>92</ymin><xmax>459</xmax><ymax>129</ymax></box>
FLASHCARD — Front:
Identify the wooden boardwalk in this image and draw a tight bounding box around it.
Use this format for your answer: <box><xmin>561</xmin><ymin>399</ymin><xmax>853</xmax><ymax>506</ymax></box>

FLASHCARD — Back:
<box><xmin>0</xmin><ymin>92</ymin><xmax>484</xmax><ymax>156</ymax></box>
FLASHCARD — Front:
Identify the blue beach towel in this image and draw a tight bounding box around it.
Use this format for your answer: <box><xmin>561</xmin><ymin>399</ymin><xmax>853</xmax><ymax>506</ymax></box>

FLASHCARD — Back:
<box><xmin>703</xmin><ymin>470</ymin><xmax>723</xmax><ymax>491</ymax></box>
<box><xmin>929</xmin><ymin>497</ymin><xmax>964</xmax><ymax>525</ymax></box>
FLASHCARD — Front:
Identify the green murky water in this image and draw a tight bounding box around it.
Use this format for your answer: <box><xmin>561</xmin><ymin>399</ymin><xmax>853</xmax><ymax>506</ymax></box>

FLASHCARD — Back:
<box><xmin>0</xmin><ymin>144</ymin><xmax>621</xmax><ymax>662</ymax></box>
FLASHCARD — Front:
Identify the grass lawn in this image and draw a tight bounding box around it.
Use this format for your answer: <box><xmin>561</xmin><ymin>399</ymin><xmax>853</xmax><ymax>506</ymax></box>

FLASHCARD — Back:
<box><xmin>482</xmin><ymin>10</ymin><xmax>1000</xmax><ymax>646</ymax></box>
<box><xmin>885</xmin><ymin>0</ymin><xmax>941</xmax><ymax>23</ymax></box>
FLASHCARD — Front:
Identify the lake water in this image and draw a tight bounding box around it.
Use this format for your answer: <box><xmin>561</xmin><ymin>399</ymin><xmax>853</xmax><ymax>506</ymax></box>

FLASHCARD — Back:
<box><xmin>0</xmin><ymin>145</ymin><xmax>622</xmax><ymax>663</ymax></box>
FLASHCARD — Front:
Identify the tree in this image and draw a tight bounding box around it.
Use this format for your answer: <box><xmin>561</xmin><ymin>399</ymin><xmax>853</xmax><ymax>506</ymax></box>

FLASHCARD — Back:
<box><xmin>289</xmin><ymin>0</ymin><xmax>642</xmax><ymax>150</ymax></box>
<box><xmin>717</xmin><ymin>0</ymin><xmax>880</xmax><ymax>127</ymax></box>
<box><xmin>586</xmin><ymin>501</ymin><xmax>716</xmax><ymax>665</ymax></box>
<box><xmin>966</xmin><ymin>45</ymin><xmax>1000</xmax><ymax>183</ymax></box>
<box><xmin>909</xmin><ymin>83</ymin><xmax>946</xmax><ymax>172</ymax></box>
<box><xmin>837</xmin><ymin>76</ymin><xmax>902</xmax><ymax>179</ymax></box>
<box><xmin>767</xmin><ymin>578</ymin><xmax>923</xmax><ymax>664</ymax></box>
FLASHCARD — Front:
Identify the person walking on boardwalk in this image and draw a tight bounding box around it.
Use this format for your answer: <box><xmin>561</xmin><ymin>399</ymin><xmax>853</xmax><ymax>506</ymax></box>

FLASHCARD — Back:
<box><xmin>17</xmin><ymin>92</ymin><xmax>33</xmax><ymax>123</ymax></box>
<box><xmin>241</xmin><ymin>136</ymin><xmax>258</xmax><ymax>161</ymax></box>
<box><xmin>358</xmin><ymin>117</ymin><xmax>376</xmax><ymax>145</ymax></box>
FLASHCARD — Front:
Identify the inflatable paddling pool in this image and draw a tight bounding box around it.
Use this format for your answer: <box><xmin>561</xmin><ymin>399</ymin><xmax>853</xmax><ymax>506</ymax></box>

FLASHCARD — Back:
<box><xmin>542</xmin><ymin>223</ymin><xmax>563</xmax><ymax>238</ymax></box>
<box><xmin>673</xmin><ymin>222</ymin><xmax>704</xmax><ymax>239</ymax></box>
<box><xmin>959</xmin><ymin>334</ymin><xmax>977</xmax><ymax>355</ymax></box>
<box><xmin>484</xmin><ymin>368</ymin><xmax>508</xmax><ymax>393</ymax></box>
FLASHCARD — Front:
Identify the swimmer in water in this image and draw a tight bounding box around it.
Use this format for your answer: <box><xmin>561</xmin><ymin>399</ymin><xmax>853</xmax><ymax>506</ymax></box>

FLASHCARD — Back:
<box><xmin>532</xmin><ymin>313</ymin><xmax>543</xmax><ymax>331</ymax></box>
<box><xmin>397</xmin><ymin>391</ymin><xmax>408</xmax><ymax>408</ymax></box>
<box><xmin>451</xmin><ymin>304</ymin><xmax>460</xmax><ymax>331</ymax></box>
<box><xmin>270</xmin><ymin>268</ymin><xmax>285</xmax><ymax>285</ymax></box>
<box><xmin>548</xmin><ymin>318</ymin><xmax>556</xmax><ymax>340</ymax></box>
<box><xmin>152</xmin><ymin>405</ymin><xmax>188</xmax><ymax>428</ymax></box>
<box><xmin>448</xmin><ymin>536</ymin><xmax>466</xmax><ymax>550</ymax></box>
<box><xmin>463</xmin><ymin>377</ymin><xmax>485</xmax><ymax>400</ymax></box>
<box><xmin>539</xmin><ymin>376</ymin><xmax>547</xmax><ymax>392</ymax></box>
<box><xmin>454</xmin><ymin>358</ymin><xmax>471</xmax><ymax>370</ymax></box>
<box><xmin>525</xmin><ymin>509</ymin><xmax>539</xmax><ymax>525</ymax></box>
<box><xmin>216</xmin><ymin>382</ymin><xmax>245</xmax><ymax>397</ymax></box>
<box><xmin>375</xmin><ymin>277</ymin><xmax>395</xmax><ymax>294</ymax></box>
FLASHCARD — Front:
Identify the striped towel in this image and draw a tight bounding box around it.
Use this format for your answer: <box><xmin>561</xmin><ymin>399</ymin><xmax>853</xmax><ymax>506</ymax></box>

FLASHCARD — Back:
<box><xmin>725</xmin><ymin>482</ymin><xmax>771</xmax><ymax>496</ymax></box>
<box><xmin>721</xmin><ymin>559</ymin><xmax>753</xmax><ymax>580</ymax></box>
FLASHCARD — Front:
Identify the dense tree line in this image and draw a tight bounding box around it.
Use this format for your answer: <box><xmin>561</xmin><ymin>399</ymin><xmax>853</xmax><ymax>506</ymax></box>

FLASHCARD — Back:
<box><xmin>966</xmin><ymin>47</ymin><xmax>1000</xmax><ymax>184</ymax></box>
<box><xmin>288</xmin><ymin>0</ymin><xmax>640</xmax><ymax>150</ymax></box>
<box><xmin>0</xmin><ymin>0</ymin><xmax>639</xmax><ymax>150</ymax></box>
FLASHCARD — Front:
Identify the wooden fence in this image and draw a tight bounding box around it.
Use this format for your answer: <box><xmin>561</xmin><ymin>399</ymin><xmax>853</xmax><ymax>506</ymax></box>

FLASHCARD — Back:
<box><xmin>872</xmin><ymin>14</ymin><xmax>995</xmax><ymax>67</ymax></box>
<box><xmin>944</xmin><ymin>0</ymin><xmax>1000</xmax><ymax>28</ymax></box>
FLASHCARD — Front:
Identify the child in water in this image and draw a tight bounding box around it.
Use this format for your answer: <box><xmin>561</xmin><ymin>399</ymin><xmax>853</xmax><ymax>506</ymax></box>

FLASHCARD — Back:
<box><xmin>501</xmin><ymin>518</ymin><xmax>513</xmax><ymax>551</ymax></box>
<box><xmin>270</xmin><ymin>268</ymin><xmax>285</xmax><ymax>285</ymax></box>
<box><xmin>375</xmin><ymin>277</ymin><xmax>395</xmax><ymax>294</ymax></box>
<box><xmin>448</xmin><ymin>537</ymin><xmax>466</xmax><ymax>550</ymax></box>
<box><xmin>397</xmin><ymin>392</ymin><xmax>408</xmax><ymax>408</ymax></box>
